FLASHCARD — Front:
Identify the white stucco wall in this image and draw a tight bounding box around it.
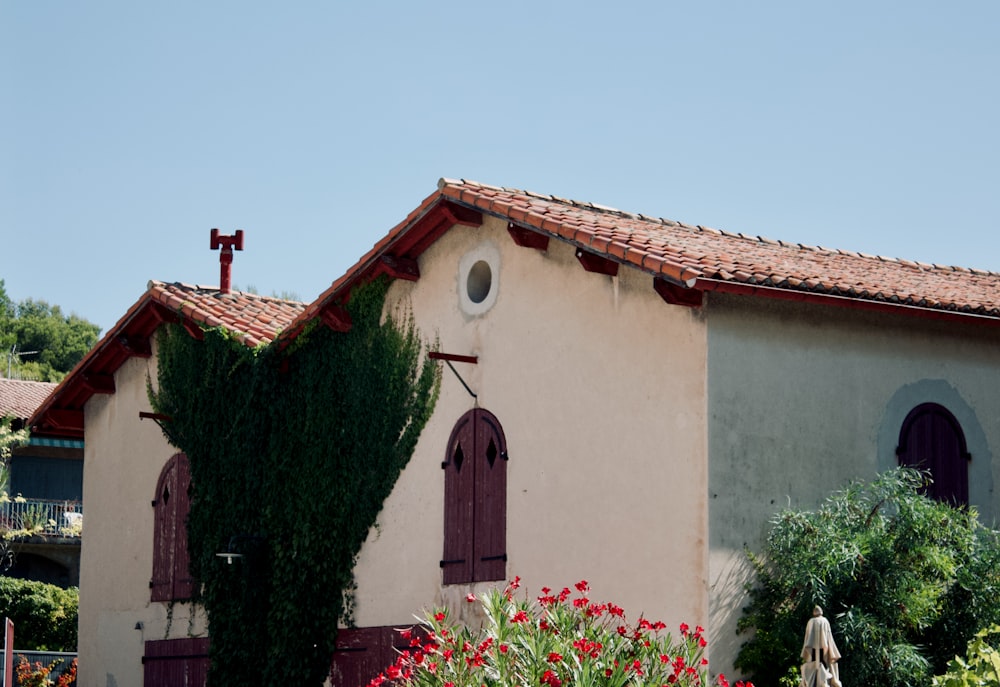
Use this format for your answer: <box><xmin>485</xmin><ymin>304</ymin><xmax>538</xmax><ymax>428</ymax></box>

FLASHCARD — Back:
<box><xmin>705</xmin><ymin>293</ymin><xmax>1000</xmax><ymax>676</ymax></box>
<box><xmin>350</xmin><ymin>217</ymin><xmax>710</xmax><ymax>639</ymax></box>
<box><xmin>78</xmin><ymin>342</ymin><xmax>207</xmax><ymax>687</ymax></box>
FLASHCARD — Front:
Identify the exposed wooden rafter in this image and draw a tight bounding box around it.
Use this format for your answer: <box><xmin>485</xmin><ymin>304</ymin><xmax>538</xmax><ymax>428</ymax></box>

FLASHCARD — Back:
<box><xmin>575</xmin><ymin>249</ymin><xmax>619</xmax><ymax>276</ymax></box>
<box><xmin>653</xmin><ymin>278</ymin><xmax>703</xmax><ymax>308</ymax></box>
<box><xmin>440</xmin><ymin>201</ymin><xmax>483</xmax><ymax>228</ymax></box>
<box><xmin>507</xmin><ymin>223</ymin><xmax>549</xmax><ymax>251</ymax></box>
<box><xmin>45</xmin><ymin>409</ymin><xmax>84</xmax><ymax>432</ymax></box>
<box><xmin>81</xmin><ymin>373</ymin><xmax>116</xmax><ymax>394</ymax></box>
<box><xmin>320</xmin><ymin>305</ymin><xmax>352</xmax><ymax>332</ymax></box>
<box><xmin>114</xmin><ymin>334</ymin><xmax>152</xmax><ymax>358</ymax></box>
<box><xmin>181</xmin><ymin>320</ymin><xmax>205</xmax><ymax>341</ymax></box>
<box><xmin>380</xmin><ymin>254</ymin><xmax>420</xmax><ymax>281</ymax></box>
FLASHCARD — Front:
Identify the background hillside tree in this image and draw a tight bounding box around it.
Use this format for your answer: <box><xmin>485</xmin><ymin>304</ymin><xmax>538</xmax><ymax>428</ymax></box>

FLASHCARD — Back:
<box><xmin>0</xmin><ymin>279</ymin><xmax>100</xmax><ymax>382</ymax></box>
<box><xmin>736</xmin><ymin>468</ymin><xmax>1000</xmax><ymax>687</ymax></box>
<box><xmin>0</xmin><ymin>577</ymin><xmax>78</xmax><ymax>650</ymax></box>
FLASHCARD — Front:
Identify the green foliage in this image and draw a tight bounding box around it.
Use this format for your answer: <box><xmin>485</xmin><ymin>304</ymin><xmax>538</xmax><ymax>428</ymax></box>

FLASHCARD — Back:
<box><xmin>0</xmin><ymin>281</ymin><xmax>101</xmax><ymax>382</ymax></box>
<box><xmin>0</xmin><ymin>281</ymin><xmax>15</xmax><ymax>357</ymax></box>
<box><xmin>736</xmin><ymin>468</ymin><xmax>1000</xmax><ymax>687</ymax></box>
<box><xmin>0</xmin><ymin>416</ymin><xmax>29</xmax><ymax>494</ymax></box>
<box><xmin>150</xmin><ymin>277</ymin><xmax>440</xmax><ymax>686</ymax></box>
<box><xmin>933</xmin><ymin>625</ymin><xmax>1000</xmax><ymax>687</ymax></box>
<box><xmin>0</xmin><ymin>577</ymin><xmax>78</xmax><ymax>651</ymax></box>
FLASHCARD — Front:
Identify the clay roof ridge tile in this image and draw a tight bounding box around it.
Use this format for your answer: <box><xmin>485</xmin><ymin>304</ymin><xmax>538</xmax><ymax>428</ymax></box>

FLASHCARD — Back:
<box><xmin>524</xmin><ymin>189</ymin><xmax>551</xmax><ymax>200</ymax></box>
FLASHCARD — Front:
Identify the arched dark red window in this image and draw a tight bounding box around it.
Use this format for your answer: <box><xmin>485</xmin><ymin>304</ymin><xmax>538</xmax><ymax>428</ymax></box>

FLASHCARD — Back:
<box><xmin>151</xmin><ymin>453</ymin><xmax>194</xmax><ymax>601</ymax></box>
<box><xmin>897</xmin><ymin>403</ymin><xmax>970</xmax><ymax>505</ymax></box>
<box><xmin>441</xmin><ymin>408</ymin><xmax>507</xmax><ymax>585</ymax></box>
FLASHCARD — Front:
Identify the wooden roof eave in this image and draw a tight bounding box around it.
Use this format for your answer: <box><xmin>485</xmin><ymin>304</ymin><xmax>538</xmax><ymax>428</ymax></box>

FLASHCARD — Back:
<box><xmin>27</xmin><ymin>292</ymin><xmax>188</xmax><ymax>438</ymax></box>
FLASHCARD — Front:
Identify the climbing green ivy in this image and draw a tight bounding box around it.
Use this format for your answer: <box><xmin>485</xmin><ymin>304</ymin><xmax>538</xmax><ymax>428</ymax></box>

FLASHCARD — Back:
<box><xmin>150</xmin><ymin>278</ymin><xmax>440</xmax><ymax>686</ymax></box>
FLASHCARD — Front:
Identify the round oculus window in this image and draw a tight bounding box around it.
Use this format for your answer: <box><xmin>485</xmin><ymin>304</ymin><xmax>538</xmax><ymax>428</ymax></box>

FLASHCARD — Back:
<box><xmin>466</xmin><ymin>260</ymin><xmax>492</xmax><ymax>304</ymax></box>
<box><xmin>458</xmin><ymin>243</ymin><xmax>500</xmax><ymax>315</ymax></box>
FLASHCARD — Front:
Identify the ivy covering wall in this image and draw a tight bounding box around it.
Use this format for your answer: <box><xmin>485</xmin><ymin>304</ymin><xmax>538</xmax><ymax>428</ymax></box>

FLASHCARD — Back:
<box><xmin>150</xmin><ymin>278</ymin><xmax>440</xmax><ymax>686</ymax></box>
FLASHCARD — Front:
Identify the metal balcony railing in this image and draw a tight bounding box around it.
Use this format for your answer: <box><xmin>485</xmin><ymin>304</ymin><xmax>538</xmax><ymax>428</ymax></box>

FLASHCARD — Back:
<box><xmin>0</xmin><ymin>499</ymin><xmax>82</xmax><ymax>537</ymax></box>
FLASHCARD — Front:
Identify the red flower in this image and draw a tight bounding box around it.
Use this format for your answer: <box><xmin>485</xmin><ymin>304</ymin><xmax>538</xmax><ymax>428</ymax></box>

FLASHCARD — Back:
<box><xmin>466</xmin><ymin>593</ymin><xmax>477</xmax><ymax>602</ymax></box>
<box><xmin>541</xmin><ymin>669</ymin><xmax>562</xmax><ymax>687</ymax></box>
<box><xmin>679</xmin><ymin>622</ymin><xmax>690</xmax><ymax>636</ymax></box>
<box><xmin>575</xmin><ymin>579</ymin><xmax>589</xmax><ymax>592</ymax></box>
<box><xmin>547</xmin><ymin>652</ymin><xmax>563</xmax><ymax>663</ymax></box>
<box><xmin>434</xmin><ymin>611</ymin><xmax>446</xmax><ymax>622</ymax></box>
<box><xmin>511</xmin><ymin>610</ymin><xmax>529</xmax><ymax>623</ymax></box>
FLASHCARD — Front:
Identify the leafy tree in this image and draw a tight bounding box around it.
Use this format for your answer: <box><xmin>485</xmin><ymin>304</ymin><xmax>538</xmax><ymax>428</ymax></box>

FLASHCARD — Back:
<box><xmin>736</xmin><ymin>468</ymin><xmax>1000</xmax><ymax>687</ymax></box>
<box><xmin>0</xmin><ymin>286</ymin><xmax>100</xmax><ymax>382</ymax></box>
<box><xmin>0</xmin><ymin>577</ymin><xmax>78</xmax><ymax>651</ymax></box>
<box><xmin>10</xmin><ymin>299</ymin><xmax>100</xmax><ymax>381</ymax></box>
<box><xmin>0</xmin><ymin>281</ymin><xmax>15</xmax><ymax>357</ymax></box>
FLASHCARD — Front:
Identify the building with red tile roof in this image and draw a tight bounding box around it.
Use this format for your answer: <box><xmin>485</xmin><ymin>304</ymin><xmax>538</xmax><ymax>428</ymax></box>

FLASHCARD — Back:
<box><xmin>0</xmin><ymin>378</ymin><xmax>57</xmax><ymax>423</ymax></box>
<box><xmin>40</xmin><ymin>180</ymin><xmax>1000</xmax><ymax>686</ymax></box>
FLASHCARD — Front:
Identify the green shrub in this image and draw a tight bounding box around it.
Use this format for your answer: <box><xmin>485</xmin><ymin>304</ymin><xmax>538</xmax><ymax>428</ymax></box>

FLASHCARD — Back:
<box><xmin>736</xmin><ymin>468</ymin><xmax>1000</xmax><ymax>687</ymax></box>
<box><xmin>933</xmin><ymin>625</ymin><xmax>1000</xmax><ymax>687</ymax></box>
<box><xmin>0</xmin><ymin>577</ymin><xmax>78</xmax><ymax>651</ymax></box>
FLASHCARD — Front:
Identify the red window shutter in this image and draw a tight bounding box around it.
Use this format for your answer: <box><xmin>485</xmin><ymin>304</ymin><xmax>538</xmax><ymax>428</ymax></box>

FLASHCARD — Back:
<box><xmin>898</xmin><ymin>403</ymin><xmax>969</xmax><ymax>505</ymax></box>
<box><xmin>331</xmin><ymin>626</ymin><xmax>427</xmax><ymax>687</ymax></box>
<box><xmin>152</xmin><ymin>453</ymin><xmax>195</xmax><ymax>602</ymax></box>
<box><xmin>151</xmin><ymin>456</ymin><xmax>179</xmax><ymax>602</ymax></box>
<box><xmin>442</xmin><ymin>415</ymin><xmax>476</xmax><ymax>585</ymax></box>
<box><xmin>472</xmin><ymin>409</ymin><xmax>507</xmax><ymax>582</ymax></box>
<box><xmin>143</xmin><ymin>637</ymin><xmax>209</xmax><ymax>687</ymax></box>
<box><xmin>173</xmin><ymin>455</ymin><xmax>195</xmax><ymax>600</ymax></box>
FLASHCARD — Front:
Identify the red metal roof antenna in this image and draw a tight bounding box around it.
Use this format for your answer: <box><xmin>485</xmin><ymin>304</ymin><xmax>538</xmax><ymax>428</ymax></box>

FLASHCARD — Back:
<box><xmin>210</xmin><ymin>229</ymin><xmax>244</xmax><ymax>294</ymax></box>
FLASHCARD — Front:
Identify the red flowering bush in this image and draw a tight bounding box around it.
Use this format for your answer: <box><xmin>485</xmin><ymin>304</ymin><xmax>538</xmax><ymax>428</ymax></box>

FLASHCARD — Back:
<box><xmin>367</xmin><ymin>578</ymin><xmax>752</xmax><ymax>687</ymax></box>
<box><xmin>15</xmin><ymin>656</ymin><xmax>76</xmax><ymax>687</ymax></box>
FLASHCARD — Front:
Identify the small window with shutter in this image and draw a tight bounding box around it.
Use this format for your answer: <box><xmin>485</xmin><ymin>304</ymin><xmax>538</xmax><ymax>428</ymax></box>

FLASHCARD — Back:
<box><xmin>897</xmin><ymin>403</ymin><xmax>970</xmax><ymax>505</ymax></box>
<box><xmin>151</xmin><ymin>453</ymin><xmax>195</xmax><ymax>602</ymax></box>
<box><xmin>441</xmin><ymin>408</ymin><xmax>507</xmax><ymax>585</ymax></box>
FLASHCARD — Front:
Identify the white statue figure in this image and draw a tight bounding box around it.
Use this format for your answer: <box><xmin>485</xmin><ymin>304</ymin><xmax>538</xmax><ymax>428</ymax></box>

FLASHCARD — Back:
<box><xmin>800</xmin><ymin>605</ymin><xmax>842</xmax><ymax>687</ymax></box>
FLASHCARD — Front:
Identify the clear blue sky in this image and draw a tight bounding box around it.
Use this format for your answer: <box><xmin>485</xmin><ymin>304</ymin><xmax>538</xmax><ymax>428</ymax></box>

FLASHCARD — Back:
<box><xmin>3</xmin><ymin>2</ymin><xmax>999</xmax><ymax>336</ymax></box>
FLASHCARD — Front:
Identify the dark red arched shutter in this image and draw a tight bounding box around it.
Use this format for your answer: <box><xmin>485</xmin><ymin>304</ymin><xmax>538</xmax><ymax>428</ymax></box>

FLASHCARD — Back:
<box><xmin>151</xmin><ymin>453</ymin><xmax>194</xmax><ymax>602</ymax></box>
<box><xmin>897</xmin><ymin>403</ymin><xmax>969</xmax><ymax>505</ymax></box>
<box><xmin>442</xmin><ymin>409</ymin><xmax>507</xmax><ymax>585</ymax></box>
<box><xmin>442</xmin><ymin>414</ymin><xmax>476</xmax><ymax>585</ymax></box>
<box><xmin>472</xmin><ymin>409</ymin><xmax>507</xmax><ymax>582</ymax></box>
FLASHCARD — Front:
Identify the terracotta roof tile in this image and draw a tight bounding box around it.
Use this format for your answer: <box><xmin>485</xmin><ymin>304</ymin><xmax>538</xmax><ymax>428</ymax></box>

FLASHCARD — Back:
<box><xmin>429</xmin><ymin>179</ymin><xmax>1000</xmax><ymax>318</ymax></box>
<box><xmin>0</xmin><ymin>379</ymin><xmax>58</xmax><ymax>420</ymax></box>
<box><xmin>148</xmin><ymin>281</ymin><xmax>305</xmax><ymax>347</ymax></box>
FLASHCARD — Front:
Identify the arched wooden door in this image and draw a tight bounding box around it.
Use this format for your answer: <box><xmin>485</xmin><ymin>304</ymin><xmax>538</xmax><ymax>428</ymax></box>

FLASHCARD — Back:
<box><xmin>897</xmin><ymin>403</ymin><xmax>969</xmax><ymax>505</ymax></box>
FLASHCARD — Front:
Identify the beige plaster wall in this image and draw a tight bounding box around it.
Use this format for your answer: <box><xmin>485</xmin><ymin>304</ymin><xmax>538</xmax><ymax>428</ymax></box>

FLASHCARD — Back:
<box><xmin>705</xmin><ymin>293</ymin><xmax>1000</xmax><ymax>677</ymax></box>
<box><xmin>78</xmin><ymin>342</ymin><xmax>207</xmax><ymax>687</ymax></box>
<box><xmin>351</xmin><ymin>217</ymin><xmax>710</xmax><ymax>638</ymax></box>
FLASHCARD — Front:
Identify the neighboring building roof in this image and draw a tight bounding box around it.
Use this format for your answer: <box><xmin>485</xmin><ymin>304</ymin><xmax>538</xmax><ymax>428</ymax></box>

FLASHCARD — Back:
<box><xmin>0</xmin><ymin>378</ymin><xmax>58</xmax><ymax>421</ymax></box>
<box><xmin>285</xmin><ymin>178</ymin><xmax>1000</xmax><ymax>338</ymax></box>
<box><xmin>29</xmin><ymin>281</ymin><xmax>305</xmax><ymax>438</ymax></box>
